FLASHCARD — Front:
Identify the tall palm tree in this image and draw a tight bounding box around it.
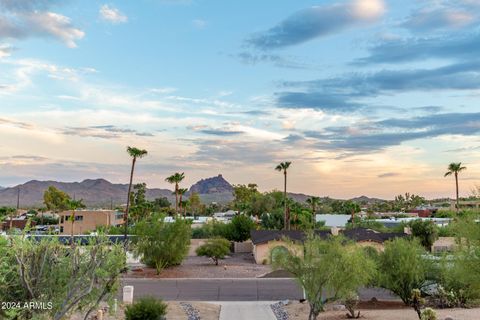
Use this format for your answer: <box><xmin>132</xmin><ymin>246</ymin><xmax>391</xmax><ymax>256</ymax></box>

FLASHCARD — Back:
<box><xmin>124</xmin><ymin>146</ymin><xmax>148</xmax><ymax>246</ymax></box>
<box><xmin>66</xmin><ymin>198</ymin><xmax>85</xmax><ymax>247</ymax></box>
<box><xmin>306</xmin><ymin>196</ymin><xmax>320</xmax><ymax>226</ymax></box>
<box><xmin>177</xmin><ymin>188</ymin><xmax>188</xmax><ymax>218</ymax></box>
<box><xmin>275</xmin><ymin>161</ymin><xmax>292</xmax><ymax>230</ymax></box>
<box><xmin>444</xmin><ymin>162</ymin><xmax>467</xmax><ymax>213</ymax></box>
<box><xmin>165</xmin><ymin>172</ymin><xmax>185</xmax><ymax>214</ymax></box>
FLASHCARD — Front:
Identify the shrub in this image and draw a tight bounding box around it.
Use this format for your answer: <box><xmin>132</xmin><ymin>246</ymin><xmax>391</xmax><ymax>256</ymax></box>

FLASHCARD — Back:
<box><xmin>196</xmin><ymin>238</ymin><xmax>230</xmax><ymax>265</ymax></box>
<box><xmin>378</xmin><ymin>238</ymin><xmax>430</xmax><ymax>305</ymax></box>
<box><xmin>409</xmin><ymin>220</ymin><xmax>438</xmax><ymax>250</ymax></box>
<box><xmin>224</xmin><ymin>215</ymin><xmax>255</xmax><ymax>242</ymax></box>
<box><xmin>133</xmin><ymin>214</ymin><xmax>191</xmax><ymax>274</ymax></box>
<box><xmin>125</xmin><ymin>297</ymin><xmax>167</xmax><ymax>320</ymax></box>
<box><xmin>420</xmin><ymin>308</ymin><xmax>437</xmax><ymax>320</ymax></box>
<box><xmin>191</xmin><ymin>220</ymin><xmax>229</xmax><ymax>239</ymax></box>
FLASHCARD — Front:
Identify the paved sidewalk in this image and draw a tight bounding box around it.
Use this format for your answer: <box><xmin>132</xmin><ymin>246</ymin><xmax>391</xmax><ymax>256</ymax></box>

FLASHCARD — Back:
<box><xmin>217</xmin><ymin>302</ymin><xmax>276</xmax><ymax>320</ymax></box>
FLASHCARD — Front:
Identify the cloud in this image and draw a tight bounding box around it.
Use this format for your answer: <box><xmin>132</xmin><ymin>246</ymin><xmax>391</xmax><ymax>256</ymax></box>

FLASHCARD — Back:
<box><xmin>100</xmin><ymin>4</ymin><xmax>128</xmax><ymax>24</ymax></box>
<box><xmin>0</xmin><ymin>44</ymin><xmax>13</xmax><ymax>58</ymax></box>
<box><xmin>356</xmin><ymin>32</ymin><xmax>480</xmax><ymax>65</ymax></box>
<box><xmin>275</xmin><ymin>61</ymin><xmax>480</xmax><ymax>111</ymax></box>
<box><xmin>0</xmin><ymin>1</ymin><xmax>84</xmax><ymax>47</ymax></box>
<box><xmin>62</xmin><ymin>125</ymin><xmax>154</xmax><ymax>139</ymax></box>
<box><xmin>188</xmin><ymin>125</ymin><xmax>244</xmax><ymax>136</ymax></box>
<box><xmin>305</xmin><ymin>112</ymin><xmax>480</xmax><ymax>152</ymax></box>
<box><xmin>234</xmin><ymin>51</ymin><xmax>309</xmax><ymax>69</ymax></box>
<box><xmin>247</xmin><ymin>0</ymin><xmax>385</xmax><ymax>50</ymax></box>
<box><xmin>378</xmin><ymin>172</ymin><xmax>400</xmax><ymax>178</ymax></box>
<box><xmin>402</xmin><ymin>7</ymin><xmax>475</xmax><ymax>32</ymax></box>
<box><xmin>192</xmin><ymin>19</ymin><xmax>207</xmax><ymax>29</ymax></box>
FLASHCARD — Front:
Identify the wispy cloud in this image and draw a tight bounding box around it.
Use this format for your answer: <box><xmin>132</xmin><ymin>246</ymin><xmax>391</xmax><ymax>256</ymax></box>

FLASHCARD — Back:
<box><xmin>100</xmin><ymin>4</ymin><xmax>128</xmax><ymax>24</ymax></box>
<box><xmin>247</xmin><ymin>0</ymin><xmax>385</xmax><ymax>50</ymax></box>
<box><xmin>0</xmin><ymin>0</ymin><xmax>84</xmax><ymax>48</ymax></box>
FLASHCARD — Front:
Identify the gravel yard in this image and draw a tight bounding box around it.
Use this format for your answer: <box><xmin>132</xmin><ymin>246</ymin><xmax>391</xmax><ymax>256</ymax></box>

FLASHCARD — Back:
<box><xmin>284</xmin><ymin>301</ymin><xmax>480</xmax><ymax>320</ymax></box>
<box><xmin>127</xmin><ymin>253</ymin><xmax>272</xmax><ymax>278</ymax></box>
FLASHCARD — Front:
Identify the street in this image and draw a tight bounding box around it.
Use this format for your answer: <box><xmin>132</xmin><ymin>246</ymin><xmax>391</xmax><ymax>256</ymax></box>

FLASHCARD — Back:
<box><xmin>120</xmin><ymin>278</ymin><xmax>398</xmax><ymax>301</ymax></box>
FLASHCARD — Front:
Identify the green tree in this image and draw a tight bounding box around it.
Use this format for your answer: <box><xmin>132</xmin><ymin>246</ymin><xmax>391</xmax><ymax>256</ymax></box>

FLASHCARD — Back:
<box><xmin>272</xmin><ymin>235</ymin><xmax>374</xmax><ymax>320</ymax></box>
<box><xmin>188</xmin><ymin>192</ymin><xmax>202</xmax><ymax>216</ymax></box>
<box><xmin>0</xmin><ymin>236</ymin><xmax>125</xmax><ymax>320</ymax></box>
<box><xmin>444</xmin><ymin>162</ymin><xmax>467</xmax><ymax>213</ymax></box>
<box><xmin>165</xmin><ymin>172</ymin><xmax>185</xmax><ymax>214</ymax></box>
<box><xmin>232</xmin><ymin>183</ymin><xmax>260</xmax><ymax>213</ymax></box>
<box><xmin>306</xmin><ymin>196</ymin><xmax>320</xmax><ymax>225</ymax></box>
<box><xmin>124</xmin><ymin>146</ymin><xmax>148</xmax><ymax>248</ymax></box>
<box><xmin>196</xmin><ymin>238</ymin><xmax>230</xmax><ymax>265</ymax></box>
<box><xmin>133</xmin><ymin>213</ymin><xmax>191</xmax><ymax>274</ymax></box>
<box><xmin>66</xmin><ymin>198</ymin><xmax>86</xmax><ymax>246</ymax></box>
<box><xmin>275</xmin><ymin>161</ymin><xmax>292</xmax><ymax>230</ymax></box>
<box><xmin>43</xmin><ymin>186</ymin><xmax>70</xmax><ymax>212</ymax></box>
<box><xmin>260</xmin><ymin>211</ymin><xmax>284</xmax><ymax>230</ymax></box>
<box><xmin>379</xmin><ymin>238</ymin><xmax>430</xmax><ymax>305</ymax></box>
<box><xmin>409</xmin><ymin>220</ymin><xmax>438</xmax><ymax>250</ymax></box>
<box><xmin>177</xmin><ymin>188</ymin><xmax>188</xmax><ymax>217</ymax></box>
<box><xmin>225</xmin><ymin>214</ymin><xmax>255</xmax><ymax>242</ymax></box>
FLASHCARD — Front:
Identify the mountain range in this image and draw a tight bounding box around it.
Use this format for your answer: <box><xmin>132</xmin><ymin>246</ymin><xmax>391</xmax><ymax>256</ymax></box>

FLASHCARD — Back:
<box><xmin>0</xmin><ymin>175</ymin><xmax>236</xmax><ymax>208</ymax></box>
<box><xmin>0</xmin><ymin>175</ymin><xmax>386</xmax><ymax>208</ymax></box>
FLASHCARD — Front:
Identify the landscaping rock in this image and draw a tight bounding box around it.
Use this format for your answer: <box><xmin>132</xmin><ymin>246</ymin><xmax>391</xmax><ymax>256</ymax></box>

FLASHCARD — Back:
<box><xmin>333</xmin><ymin>304</ymin><xmax>346</xmax><ymax>311</ymax></box>
<box><xmin>180</xmin><ymin>302</ymin><xmax>201</xmax><ymax>320</ymax></box>
<box><xmin>271</xmin><ymin>301</ymin><xmax>289</xmax><ymax>320</ymax></box>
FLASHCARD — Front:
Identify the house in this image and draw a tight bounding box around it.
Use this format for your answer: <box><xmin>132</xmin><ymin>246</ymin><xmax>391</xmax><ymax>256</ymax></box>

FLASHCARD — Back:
<box><xmin>250</xmin><ymin>228</ymin><xmax>407</xmax><ymax>264</ymax></box>
<box><xmin>1</xmin><ymin>215</ymin><xmax>36</xmax><ymax>231</ymax></box>
<box><xmin>431</xmin><ymin>237</ymin><xmax>457</xmax><ymax>253</ymax></box>
<box><xmin>250</xmin><ymin>229</ymin><xmax>331</xmax><ymax>264</ymax></box>
<box><xmin>340</xmin><ymin>228</ymin><xmax>407</xmax><ymax>251</ymax></box>
<box><xmin>58</xmin><ymin>210</ymin><xmax>124</xmax><ymax>235</ymax></box>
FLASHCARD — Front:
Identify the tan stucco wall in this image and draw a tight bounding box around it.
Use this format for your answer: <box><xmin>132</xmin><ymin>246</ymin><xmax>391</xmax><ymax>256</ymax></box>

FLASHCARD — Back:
<box><xmin>59</xmin><ymin>210</ymin><xmax>123</xmax><ymax>235</ymax></box>
<box><xmin>356</xmin><ymin>240</ymin><xmax>385</xmax><ymax>252</ymax></box>
<box><xmin>253</xmin><ymin>240</ymin><xmax>303</xmax><ymax>264</ymax></box>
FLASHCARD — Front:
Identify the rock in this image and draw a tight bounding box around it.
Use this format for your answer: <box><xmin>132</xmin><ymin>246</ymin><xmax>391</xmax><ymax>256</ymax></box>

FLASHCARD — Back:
<box><xmin>180</xmin><ymin>302</ymin><xmax>201</xmax><ymax>320</ymax></box>
<box><xmin>270</xmin><ymin>302</ymin><xmax>289</xmax><ymax>320</ymax></box>
<box><xmin>281</xmin><ymin>299</ymin><xmax>290</xmax><ymax>306</ymax></box>
<box><xmin>444</xmin><ymin>317</ymin><xmax>454</xmax><ymax>320</ymax></box>
<box><xmin>333</xmin><ymin>304</ymin><xmax>346</xmax><ymax>311</ymax></box>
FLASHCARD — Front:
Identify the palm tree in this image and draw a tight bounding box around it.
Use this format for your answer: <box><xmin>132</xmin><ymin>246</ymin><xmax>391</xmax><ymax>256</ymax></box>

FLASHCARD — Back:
<box><xmin>66</xmin><ymin>198</ymin><xmax>85</xmax><ymax>247</ymax></box>
<box><xmin>165</xmin><ymin>172</ymin><xmax>185</xmax><ymax>215</ymax></box>
<box><xmin>444</xmin><ymin>162</ymin><xmax>467</xmax><ymax>213</ymax></box>
<box><xmin>306</xmin><ymin>196</ymin><xmax>320</xmax><ymax>226</ymax></box>
<box><xmin>124</xmin><ymin>146</ymin><xmax>148</xmax><ymax>246</ymax></box>
<box><xmin>275</xmin><ymin>161</ymin><xmax>292</xmax><ymax>230</ymax></box>
<box><xmin>176</xmin><ymin>188</ymin><xmax>188</xmax><ymax>218</ymax></box>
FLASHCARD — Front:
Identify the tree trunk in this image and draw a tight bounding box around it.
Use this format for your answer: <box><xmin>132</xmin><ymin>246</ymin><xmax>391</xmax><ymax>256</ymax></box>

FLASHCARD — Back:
<box><xmin>124</xmin><ymin>157</ymin><xmax>136</xmax><ymax>250</ymax></box>
<box><xmin>284</xmin><ymin>170</ymin><xmax>288</xmax><ymax>230</ymax></box>
<box><xmin>175</xmin><ymin>183</ymin><xmax>179</xmax><ymax>215</ymax></box>
<box><xmin>455</xmin><ymin>172</ymin><xmax>459</xmax><ymax>213</ymax></box>
<box><xmin>71</xmin><ymin>210</ymin><xmax>75</xmax><ymax>247</ymax></box>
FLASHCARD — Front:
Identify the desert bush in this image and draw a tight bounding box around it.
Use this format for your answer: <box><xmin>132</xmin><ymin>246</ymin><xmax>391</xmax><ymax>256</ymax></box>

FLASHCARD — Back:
<box><xmin>378</xmin><ymin>238</ymin><xmax>430</xmax><ymax>305</ymax></box>
<box><xmin>196</xmin><ymin>238</ymin><xmax>231</xmax><ymax>265</ymax></box>
<box><xmin>224</xmin><ymin>214</ymin><xmax>255</xmax><ymax>242</ymax></box>
<box><xmin>125</xmin><ymin>297</ymin><xmax>167</xmax><ymax>320</ymax></box>
<box><xmin>133</xmin><ymin>213</ymin><xmax>191</xmax><ymax>274</ymax></box>
<box><xmin>409</xmin><ymin>220</ymin><xmax>438</xmax><ymax>250</ymax></box>
<box><xmin>420</xmin><ymin>307</ymin><xmax>437</xmax><ymax>320</ymax></box>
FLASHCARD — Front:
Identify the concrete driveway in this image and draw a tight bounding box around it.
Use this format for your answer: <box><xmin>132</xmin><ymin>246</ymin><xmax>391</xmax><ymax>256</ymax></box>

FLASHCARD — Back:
<box><xmin>217</xmin><ymin>302</ymin><xmax>276</xmax><ymax>320</ymax></box>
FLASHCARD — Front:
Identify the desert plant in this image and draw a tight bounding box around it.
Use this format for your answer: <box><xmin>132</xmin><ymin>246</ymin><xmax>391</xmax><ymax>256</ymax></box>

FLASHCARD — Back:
<box><xmin>344</xmin><ymin>293</ymin><xmax>360</xmax><ymax>319</ymax></box>
<box><xmin>196</xmin><ymin>238</ymin><xmax>231</xmax><ymax>265</ymax></box>
<box><xmin>378</xmin><ymin>238</ymin><xmax>430</xmax><ymax>305</ymax></box>
<box><xmin>410</xmin><ymin>220</ymin><xmax>438</xmax><ymax>250</ymax></box>
<box><xmin>225</xmin><ymin>214</ymin><xmax>255</xmax><ymax>242</ymax></box>
<box><xmin>411</xmin><ymin>289</ymin><xmax>425</xmax><ymax>319</ymax></box>
<box><xmin>272</xmin><ymin>235</ymin><xmax>375</xmax><ymax>320</ymax></box>
<box><xmin>420</xmin><ymin>308</ymin><xmax>437</xmax><ymax>320</ymax></box>
<box><xmin>125</xmin><ymin>296</ymin><xmax>167</xmax><ymax>320</ymax></box>
<box><xmin>133</xmin><ymin>214</ymin><xmax>191</xmax><ymax>274</ymax></box>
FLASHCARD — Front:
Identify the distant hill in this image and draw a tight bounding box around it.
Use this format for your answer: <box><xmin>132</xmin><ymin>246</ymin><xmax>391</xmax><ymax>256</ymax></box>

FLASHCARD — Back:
<box><xmin>188</xmin><ymin>174</ymin><xmax>234</xmax><ymax>203</ymax></box>
<box><xmin>0</xmin><ymin>175</ymin><xmax>237</xmax><ymax>208</ymax></box>
<box><xmin>0</xmin><ymin>179</ymin><xmax>174</xmax><ymax>208</ymax></box>
<box><xmin>349</xmin><ymin>195</ymin><xmax>386</xmax><ymax>204</ymax></box>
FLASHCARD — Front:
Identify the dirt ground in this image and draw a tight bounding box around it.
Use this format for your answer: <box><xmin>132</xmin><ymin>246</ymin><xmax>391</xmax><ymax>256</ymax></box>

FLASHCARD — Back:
<box><xmin>71</xmin><ymin>301</ymin><xmax>220</xmax><ymax>320</ymax></box>
<box><xmin>285</xmin><ymin>301</ymin><xmax>480</xmax><ymax>320</ymax></box>
<box><xmin>126</xmin><ymin>253</ymin><xmax>272</xmax><ymax>278</ymax></box>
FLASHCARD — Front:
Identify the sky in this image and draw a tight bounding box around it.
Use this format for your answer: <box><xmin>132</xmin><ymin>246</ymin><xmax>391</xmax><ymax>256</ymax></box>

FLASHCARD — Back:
<box><xmin>0</xmin><ymin>0</ymin><xmax>479</xmax><ymax>199</ymax></box>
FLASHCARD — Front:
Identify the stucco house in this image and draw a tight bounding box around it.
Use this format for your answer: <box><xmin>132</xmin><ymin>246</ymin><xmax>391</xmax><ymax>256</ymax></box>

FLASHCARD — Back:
<box><xmin>250</xmin><ymin>228</ymin><xmax>407</xmax><ymax>264</ymax></box>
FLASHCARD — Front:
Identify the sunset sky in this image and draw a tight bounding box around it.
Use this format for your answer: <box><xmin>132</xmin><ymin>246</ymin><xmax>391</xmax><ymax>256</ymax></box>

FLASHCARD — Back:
<box><xmin>1</xmin><ymin>0</ymin><xmax>479</xmax><ymax>199</ymax></box>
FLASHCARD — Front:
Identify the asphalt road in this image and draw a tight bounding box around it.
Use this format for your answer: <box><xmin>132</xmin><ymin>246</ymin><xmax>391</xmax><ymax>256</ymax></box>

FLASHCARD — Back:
<box><xmin>120</xmin><ymin>278</ymin><xmax>398</xmax><ymax>302</ymax></box>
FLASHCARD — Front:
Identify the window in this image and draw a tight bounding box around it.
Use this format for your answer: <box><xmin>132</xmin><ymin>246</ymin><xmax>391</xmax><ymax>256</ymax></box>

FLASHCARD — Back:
<box><xmin>75</xmin><ymin>215</ymin><xmax>83</xmax><ymax>221</ymax></box>
<box><xmin>60</xmin><ymin>227</ymin><xmax>64</xmax><ymax>233</ymax></box>
<box><xmin>60</xmin><ymin>216</ymin><xmax>64</xmax><ymax>223</ymax></box>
